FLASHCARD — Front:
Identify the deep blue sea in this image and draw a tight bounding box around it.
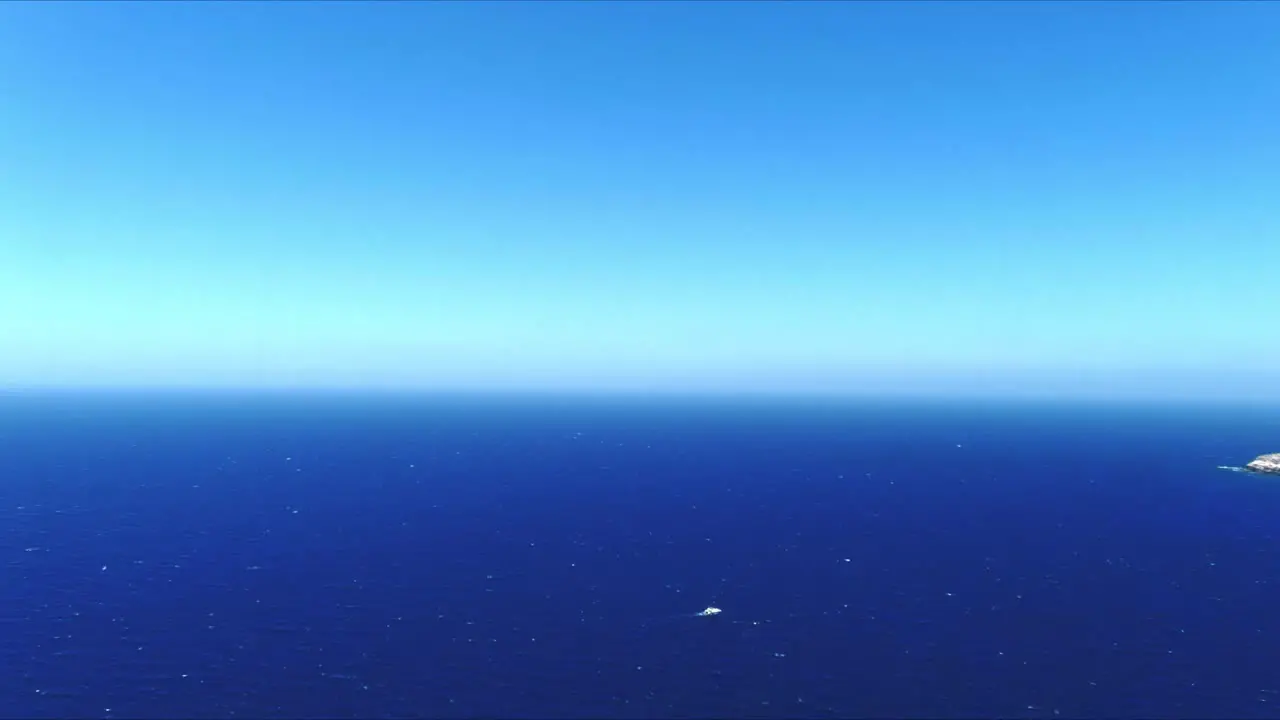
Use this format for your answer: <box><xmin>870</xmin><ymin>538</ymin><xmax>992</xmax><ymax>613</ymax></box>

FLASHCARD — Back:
<box><xmin>4</xmin><ymin>393</ymin><xmax>1280</xmax><ymax>719</ymax></box>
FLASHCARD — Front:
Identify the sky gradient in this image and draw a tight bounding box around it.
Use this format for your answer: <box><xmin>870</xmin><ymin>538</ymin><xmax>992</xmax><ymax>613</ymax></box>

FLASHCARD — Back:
<box><xmin>2</xmin><ymin>1</ymin><xmax>1278</xmax><ymax>398</ymax></box>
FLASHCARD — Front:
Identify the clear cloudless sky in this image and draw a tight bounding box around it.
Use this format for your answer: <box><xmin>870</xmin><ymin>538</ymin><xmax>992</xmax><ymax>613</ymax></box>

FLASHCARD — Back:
<box><xmin>1</xmin><ymin>1</ymin><xmax>1278</xmax><ymax>399</ymax></box>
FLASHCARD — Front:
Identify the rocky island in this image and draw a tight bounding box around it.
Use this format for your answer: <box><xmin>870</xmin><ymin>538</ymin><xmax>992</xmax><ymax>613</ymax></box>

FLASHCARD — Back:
<box><xmin>1246</xmin><ymin>453</ymin><xmax>1280</xmax><ymax>474</ymax></box>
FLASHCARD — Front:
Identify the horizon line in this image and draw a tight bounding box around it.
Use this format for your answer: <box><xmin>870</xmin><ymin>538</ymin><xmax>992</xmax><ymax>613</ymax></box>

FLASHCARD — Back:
<box><xmin>2</xmin><ymin>383</ymin><xmax>1278</xmax><ymax>408</ymax></box>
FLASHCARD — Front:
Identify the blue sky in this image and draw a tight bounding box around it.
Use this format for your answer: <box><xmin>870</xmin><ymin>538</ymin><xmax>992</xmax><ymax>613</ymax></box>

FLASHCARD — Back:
<box><xmin>2</xmin><ymin>1</ymin><xmax>1277</xmax><ymax>398</ymax></box>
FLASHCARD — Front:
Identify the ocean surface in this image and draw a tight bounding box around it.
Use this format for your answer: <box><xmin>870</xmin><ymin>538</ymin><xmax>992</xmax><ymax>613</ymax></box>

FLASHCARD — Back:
<box><xmin>4</xmin><ymin>393</ymin><xmax>1280</xmax><ymax>719</ymax></box>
